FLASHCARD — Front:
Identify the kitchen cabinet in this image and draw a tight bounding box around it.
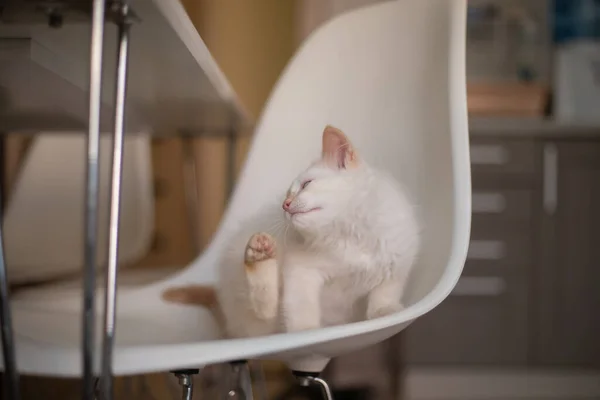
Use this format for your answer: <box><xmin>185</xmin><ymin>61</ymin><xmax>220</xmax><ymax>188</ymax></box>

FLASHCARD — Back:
<box><xmin>404</xmin><ymin>135</ymin><xmax>600</xmax><ymax>368</ymax></box>
<box><xmin>405</xmin><ymin>137</ymin><xmax>536</xmax><ymax>365</ymax></box>
<box><xmin>534</xmin><ymin>141</ymin><xmax>600</xmax><ymax>368</ymax></box>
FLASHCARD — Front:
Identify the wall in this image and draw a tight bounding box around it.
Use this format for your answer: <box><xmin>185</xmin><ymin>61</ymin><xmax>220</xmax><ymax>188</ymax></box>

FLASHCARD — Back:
<box><xmin>295</xmin><ymin>0</ymin><xmax>389</xmax><ymax>44</ymax></box>
<box><xmin>181</xmin><ymin>0</ymin><xmax>296</xmax><ymax>250</ymax></box>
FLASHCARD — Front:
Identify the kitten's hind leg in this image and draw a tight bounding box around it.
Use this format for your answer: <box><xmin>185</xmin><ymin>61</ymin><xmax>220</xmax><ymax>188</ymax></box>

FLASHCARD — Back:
<box><xmin>244</xmin><ymin>232</ymin><xmax>279</xmax><ymax>320</ymax></box>
<box><xmin>366</xmin><ymin>277</ymin><xmax>406</xmax><ymax>320</ymax></box>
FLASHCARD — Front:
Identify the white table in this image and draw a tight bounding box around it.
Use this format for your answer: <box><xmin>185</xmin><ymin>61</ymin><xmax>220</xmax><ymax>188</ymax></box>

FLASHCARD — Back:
<box><xmin>0</xmin><ymin>1</ymin><xmax>251</xmax><ymax>399</ymax></box>
<box><xmin>0</xmin><ymin>0</ymin><xmax>250</xmax><ymax>134</ymax></box>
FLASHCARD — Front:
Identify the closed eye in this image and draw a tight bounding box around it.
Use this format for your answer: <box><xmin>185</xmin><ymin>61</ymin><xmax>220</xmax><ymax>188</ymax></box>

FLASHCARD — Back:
<box><xmin>301</xmin><ymin>180</ymin><xmax>312</xmax><ymax>189</ymax></box>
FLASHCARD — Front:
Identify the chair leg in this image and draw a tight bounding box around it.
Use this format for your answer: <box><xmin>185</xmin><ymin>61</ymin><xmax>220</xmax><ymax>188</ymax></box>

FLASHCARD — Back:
<box><xmin>226</xmin><ymin>361</ymin><xmax>255</xmax><ymax>400</ymax></box>
<box><xmin>249</xmin><ymin>361</ymin><xmax>268</xmax><ymax>400</ymax></box>
<box><xmin>172</xmin><ymin>369</ymin><xmax>199</xmax><ymax>400</ymax></box>
<box><xmin>295</xmin><ymin>373</ymin><xmax>335</xmax><ymax>400</ymax></box>
<box><xmin>82</xmin><ymin>0</ymin><xmax>107</xmax><ymax>397</ymax></box>
<box><xmin>99</xmin><ymin>3</ymin><xmax>134</xmax><ymax>399</ymax></box>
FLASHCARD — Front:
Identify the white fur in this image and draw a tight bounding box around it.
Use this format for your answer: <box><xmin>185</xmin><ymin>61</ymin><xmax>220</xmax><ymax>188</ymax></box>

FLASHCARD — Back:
<box><xmin>216</xmin><ymin>129</ymin><xmax>420</xmax><ymax>339</ymax></box>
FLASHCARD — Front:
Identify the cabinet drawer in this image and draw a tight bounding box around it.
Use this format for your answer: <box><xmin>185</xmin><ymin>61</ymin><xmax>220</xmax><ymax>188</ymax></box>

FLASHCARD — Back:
<box><xmin>470</xmin><ymin>138</ymin><xmax>536</xmax><ymax>175</ymax></box>
<box><xmin>465</xmin><ymin>232</ymin><xmax>532</xmax><ymax>274</ymax></box>
<box><xmin>471</xmin><ymin>189</ymin><xmax>532</xmax><ymax>230</ymax></box>
<box><xmin>404</xmin><ymin>277</ymin><xmax>528</xmax><ymax>365</ymax></box>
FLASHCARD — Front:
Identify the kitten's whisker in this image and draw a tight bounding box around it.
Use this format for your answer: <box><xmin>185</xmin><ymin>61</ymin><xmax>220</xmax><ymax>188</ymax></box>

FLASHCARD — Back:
<box><xmin>283</xmin><ymin>224</ymin><xmax>291</xmax><ymax>249</ymax></box>
<box><xmin>266</xmin><ymin>219</ymin><xmax>285</xmax><ymax>237</ymax></box>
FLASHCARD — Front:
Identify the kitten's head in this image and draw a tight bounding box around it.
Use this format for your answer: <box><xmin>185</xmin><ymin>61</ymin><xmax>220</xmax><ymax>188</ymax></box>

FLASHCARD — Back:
<box><xmin>283</xmin><ymin>125</ymin><xmax>367</xmax><ymax>236</ymax></box>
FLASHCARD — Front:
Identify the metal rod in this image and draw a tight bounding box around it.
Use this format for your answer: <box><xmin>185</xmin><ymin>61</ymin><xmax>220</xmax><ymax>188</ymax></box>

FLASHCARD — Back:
<box><xmin>297</xmin><ymin>375</ymin><xmax>334</xmax><ymax>400</ymax></box>
<box><xmin>229</xmin><ymin>362</ymin><xmax>254</xmax><ymax>400</ymax></box>
<box><xmin>0</xmin><ymin>134</ymin><xmax>20</xmax><ymax>400</ymax></box>
<box><xmin>100</xmin><ymin>4</ymin><xmax>131</xmax><ymax>399</ymax></box>
<box><xmin>171</xmin><ymin>369</ymin><xmax>199</xmax><ymax>400</ymax></box>
<box><xmin>239</xmin><ymin>362</ymin><xmax>254</xmax><ymax>400</ymax></box>
<box><xmin>176</xmin><ymin>373</ymin><xmax>194</xmax><ymax>400</ymax></box>
<box><xmin>83</xmin><ymin>1</ymin><xmax>107</xmax><ymax>399</ymax></box>
<box><xmin>250</xmin><ymin>361</ymin><xmax>267</xmax><ymax>400</ymax></box>
<box><xmin>312</xmin><ymin>377</ymin><xmax>334</xmax><ymax>400</ymax></box>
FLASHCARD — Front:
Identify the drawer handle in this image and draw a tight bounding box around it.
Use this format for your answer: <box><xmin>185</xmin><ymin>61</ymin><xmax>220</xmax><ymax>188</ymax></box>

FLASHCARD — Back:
<box><xmin>543</xmin><ymin>143</ymin><xmax>558</xmax><ymax>215</ymax></box>
<box><xmin>468</xmin><ymin>240</ymin><xmax>505</xmax><ymax>260</ymax></box>
<box><xmin>470</xmin><ymin>144</ymin><xmax>508</xmax><ymax>165</ymax></box>
<box><xmin>472</xmin><ymin>192</ymin><xmax>506</xmax><ymax>213</ymax></box>
<box><xmin>451</xmin><ymin>277</ymin><xmax>506</xmax><ymax>296</ymax></box>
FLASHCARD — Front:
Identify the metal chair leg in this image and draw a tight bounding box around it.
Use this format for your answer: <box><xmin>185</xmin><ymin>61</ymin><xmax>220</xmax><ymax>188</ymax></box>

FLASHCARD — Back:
<box><xmin>173</xmin><ymin>369</ymin><xmax>199</xmax><ymax>400</ymax></box>
<box><xmin>249</xmin><ymin>361</ymin><xmax>268</xmax><ymax>400</ymax></box>
<box><xmin>99</xmin><ymin>2</ymin><xmax>133</xmax><ymax>400</ymax></box>
<box><xmin>225</xmin><ymin>361</ymin><xmax>255</xmax><ymax>400</ymax></box>
<box><xmin>311</xmin><ymin>377</ymin><xmax>334</xmax><ymax>400</ymax></box>
<box><xmin>82</xmin><ymin>0</ymin><xmax>107</xmax><ymax>399</ymax></box>
<box><xmin>295</xmin><ymin>374</ymin><xmax>334</xmax><ymax>400</ymax></box>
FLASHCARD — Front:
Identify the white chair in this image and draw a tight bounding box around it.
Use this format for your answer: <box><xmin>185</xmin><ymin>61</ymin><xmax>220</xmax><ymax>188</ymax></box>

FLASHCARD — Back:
<box><xmin>4</xmin><ymin>134</ymin><xmax>155</xmax><ymax>285</ymax></box>
<box><xmin>7</xmin><ymin>0</ymin><xmax>470</xmax><ymax>397</ymax></box>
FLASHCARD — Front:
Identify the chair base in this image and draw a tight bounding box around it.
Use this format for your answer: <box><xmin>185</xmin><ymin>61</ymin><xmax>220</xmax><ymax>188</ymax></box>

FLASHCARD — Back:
<box><xmin>294</xmin><ymin>374</ymin><xmax>335</xmax><ymax>400</ymax></box>
<box><xmin>225</xmin><ymin>361</ymin><xmax>255</xmax><ymax>400</ymax></box>
<box><xmin>172</xmin><ymin>369</ymin><xmax>200</xmax><ymax>400</ymax></box>
<box><xmin>286</xmin><ymin>355</ymin><xmax>330</xmax><ymax>374</ymax></box>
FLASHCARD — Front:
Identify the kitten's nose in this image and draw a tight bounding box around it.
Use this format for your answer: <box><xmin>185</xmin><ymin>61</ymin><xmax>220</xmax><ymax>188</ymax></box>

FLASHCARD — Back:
<box><xmin>282</xmin><ymin>199</ymin><xmax>292</xmax><ymax>211</ymax></box>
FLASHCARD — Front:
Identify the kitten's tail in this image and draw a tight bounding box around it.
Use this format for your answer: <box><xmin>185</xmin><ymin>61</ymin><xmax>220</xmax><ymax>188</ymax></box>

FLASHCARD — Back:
<box><xmin>162</xmin><ymin>284</ymin><xmax>217</xmax><ymax>306</ymax></box>
<box><xmin>162</xmin><ymin>285</ymin><xmax>225</xmax><ymax>329</ymax></box>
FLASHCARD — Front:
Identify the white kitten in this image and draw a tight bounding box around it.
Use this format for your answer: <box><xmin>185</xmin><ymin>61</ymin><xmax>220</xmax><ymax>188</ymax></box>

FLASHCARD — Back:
<box><xmin>163</xmin><ymin>126</ymin><xmax>420</xmax><ymax>338</ymax></box>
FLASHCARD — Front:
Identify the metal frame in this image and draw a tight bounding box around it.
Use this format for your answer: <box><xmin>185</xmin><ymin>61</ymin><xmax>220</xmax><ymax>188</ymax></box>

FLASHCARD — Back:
<box><xmin>82</xmin><ymin>1</ymin><xmax>132</xmax><ymax>400</ymax></box>
<box><xmin>178</xmin><ymin>374</ymin><xmax>194</xmax><ymax>400</ymax></box>
<box><xmin>82</xmin><ymin>1</ymin><xmax>107</xmax><ymax>399</ymax></box>
<box><xmin>227</xmin><ymin>361</ymin><xmax>255</xmax><ymax>400</ymax></box>
<box><xmin>0</xmin><ymin>1</ymin><xmax>258</xmax><ymax>399</ymax></box>
<box><xmin>297</xmin><ymin>375</ymin><xmax>334</xmax><ymax>400</ymax></box>
<box><xmin>99</xmin><ymin>3</ymin><xmax>132</xmax><ymax>400</ymax></box>
<box><xmin>172</xmin><ymin>369</ymin><xmax>199</xmax><ymax>400</ymax></box>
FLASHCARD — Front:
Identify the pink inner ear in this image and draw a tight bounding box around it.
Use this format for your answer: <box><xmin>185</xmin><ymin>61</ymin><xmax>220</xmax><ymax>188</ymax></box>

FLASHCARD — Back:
<box><xmin>322</xmin><ymin>126</ymin><xmax>354</xmax><ymax>169</ymax></box>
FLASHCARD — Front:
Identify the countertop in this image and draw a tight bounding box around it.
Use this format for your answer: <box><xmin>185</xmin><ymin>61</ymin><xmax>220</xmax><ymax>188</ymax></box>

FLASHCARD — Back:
<box><xmin>469</xmin><ymin>117</ymin><xmax>600</xmax><ymax>138</ymax></box>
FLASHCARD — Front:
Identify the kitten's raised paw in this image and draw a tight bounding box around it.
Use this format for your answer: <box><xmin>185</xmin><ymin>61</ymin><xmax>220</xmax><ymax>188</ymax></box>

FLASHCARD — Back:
<box><xmin>367</xmin><ymin>303</ymin><xmax>405</xmax><ymax>320</ymax></box>
<box><xmin>245</xmin><ymin>232</ymin><xmax>276</xmax><ymax>264</ymax></box>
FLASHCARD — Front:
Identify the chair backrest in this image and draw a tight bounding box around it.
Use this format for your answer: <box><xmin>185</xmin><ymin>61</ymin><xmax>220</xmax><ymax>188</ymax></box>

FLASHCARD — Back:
<box><xmin>4</xmin><ymin>134</ymin><xmax>154</xmax><ymax>284</ymax></box>
<box><xmin>177</xmin><ymin>0</ymin><xmax>470</xmax><ymax>307</ymax></box>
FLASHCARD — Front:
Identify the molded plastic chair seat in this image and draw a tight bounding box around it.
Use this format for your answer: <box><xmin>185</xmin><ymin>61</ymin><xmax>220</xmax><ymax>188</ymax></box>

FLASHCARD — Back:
<box><xmin>6</xmin><ymin>0</ymin><xmax>470</xmax><ymax>377</ymax></box>
<box><xmin>4</xmin><ymin>134</ymin><xmax>154</xmax><ymax>285</ymax></box>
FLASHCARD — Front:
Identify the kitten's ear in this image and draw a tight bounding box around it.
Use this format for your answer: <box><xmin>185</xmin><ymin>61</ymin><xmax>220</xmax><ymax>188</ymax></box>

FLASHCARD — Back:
<box><xmin>321</xmin><ymin>125</ymin><xmax>359</xmax><ymax>169</ymax></box>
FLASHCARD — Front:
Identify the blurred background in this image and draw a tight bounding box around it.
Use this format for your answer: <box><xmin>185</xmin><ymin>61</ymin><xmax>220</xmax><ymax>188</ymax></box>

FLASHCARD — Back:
<box><xmin>1</xmin><ymin>0</ymin><xmax>600</xmax><ymax>399</ymax></box>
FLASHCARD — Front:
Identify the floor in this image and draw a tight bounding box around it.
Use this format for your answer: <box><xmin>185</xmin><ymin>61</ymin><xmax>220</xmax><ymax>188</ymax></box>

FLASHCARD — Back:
<box><xmin>402</xmin><ymin>368</ymin><xmax>600</xmax><ymax>400</ymax></box>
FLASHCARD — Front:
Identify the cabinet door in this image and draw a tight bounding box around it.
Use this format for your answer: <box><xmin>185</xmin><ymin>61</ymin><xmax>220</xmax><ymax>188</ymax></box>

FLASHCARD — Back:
<box><xmin>404</xmin><ymin>184</ymin><xmax>532</xmax><ymax>366</ymax></box>
<box><xmin>403</xmin><ymin>275</ymin><xmax>529</xmax><ymax>365</ymax></box>
<box><xmin>404</xmin><ymin>137</ymin><xmax>535</xmax><ymax>366</ymax></box>
<box><xmin>535</xmin><ymin>141</ymin><xmax>600</xmax><ymax>368</ymax></box>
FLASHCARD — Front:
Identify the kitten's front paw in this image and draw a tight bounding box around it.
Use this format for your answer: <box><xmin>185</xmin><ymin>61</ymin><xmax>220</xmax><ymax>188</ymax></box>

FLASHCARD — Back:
<box><xmin>245</xmin><ymin>232</ymin><xmax>276</xmax><ymax>264</ymax></box>
<box><xmin>367</xmin><ymin>303</ymin><xmax>405</xmax><ymax>320</ymax></box>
